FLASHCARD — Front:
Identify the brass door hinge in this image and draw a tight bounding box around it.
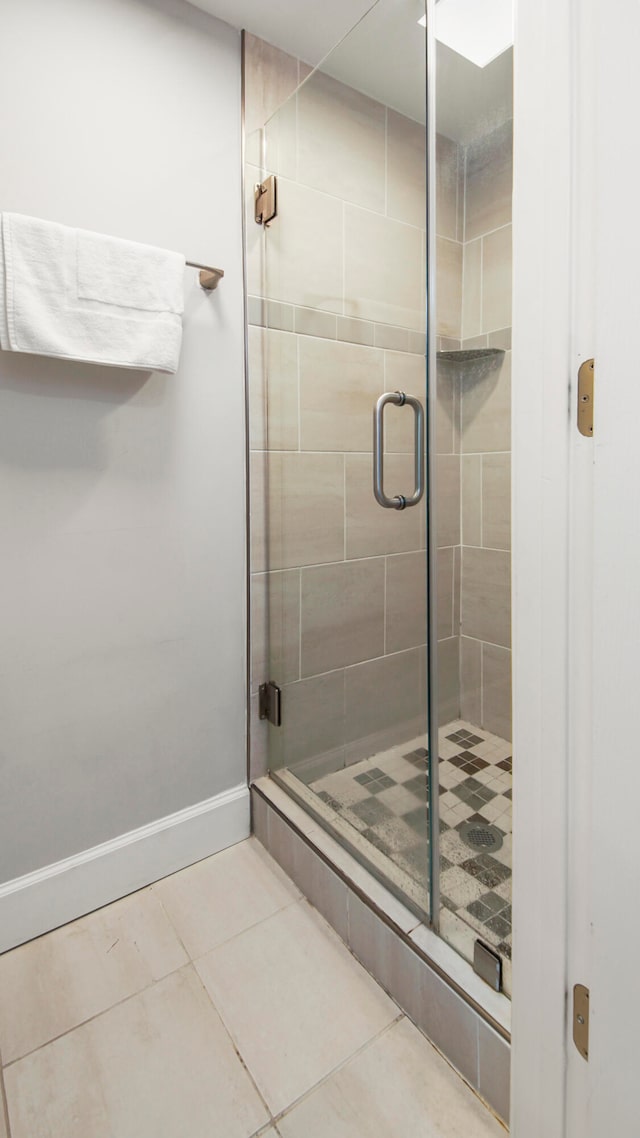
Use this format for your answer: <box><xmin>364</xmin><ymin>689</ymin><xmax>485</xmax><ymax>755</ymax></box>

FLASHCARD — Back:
<box><xmin>577</xmin><ymin>358</ymin><xmax>594</xmax><ymax>436</ymax></box>
<box><xmin>255</xmin><ymin>175</ymin><xmax>277</xmax><ymax>226</ymax></box>
<box><xmin>573</xmin><ymin>983</ymin><xmax>590</xmax><ymax>1060</ymax></box>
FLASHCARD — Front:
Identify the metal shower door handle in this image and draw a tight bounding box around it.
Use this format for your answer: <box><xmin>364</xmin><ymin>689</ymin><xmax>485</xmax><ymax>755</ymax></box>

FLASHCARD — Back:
<box><xmin>373</xmin><ymin>391</ymin><xmax>425</xmax><ymax>510</ymax></box>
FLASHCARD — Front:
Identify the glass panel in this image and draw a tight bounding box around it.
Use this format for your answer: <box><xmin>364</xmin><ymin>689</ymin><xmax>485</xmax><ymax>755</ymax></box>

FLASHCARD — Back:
<box><xmin>259</xmin><ymin>0</ymin><xmax>432</xmax><ymax>920</ymax></box>
<box><xmin>434</xmin><ymin>23</ymin><xmax>514</xmax><ymax>995</ymax></box>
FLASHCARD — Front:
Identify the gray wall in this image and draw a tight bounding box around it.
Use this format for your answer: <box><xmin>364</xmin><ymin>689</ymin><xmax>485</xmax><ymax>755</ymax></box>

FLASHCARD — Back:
<box><xmin>0</xmin><ymin>0</ymin><xmax>246</xmax><ymax>880</ymax></box>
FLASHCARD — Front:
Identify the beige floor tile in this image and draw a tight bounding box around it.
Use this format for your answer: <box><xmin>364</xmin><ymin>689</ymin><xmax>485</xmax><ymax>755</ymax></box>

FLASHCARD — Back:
<box><xmin>0</xmin><ymin>888</ymin><xmax>187</xmax><ymax>1063</ymax></box>
<box><xmin>4</xmin><ymin>967</ymin><xmax>269</xmax><ymax>1138</ymax></box>
<box><xmin>195</xmin><ymin>901</ymin><xmax>397</xmax><ymax>1116</ymax></box>
<box><xmin>154</xmin><ymin>837</ymin><xmax>300</xmax><ymax>960</ymax></box>
<box><xmin>277</xmin><ymin>1017</ymin><xmax>504</xmax><ymax>1138</ymax></box>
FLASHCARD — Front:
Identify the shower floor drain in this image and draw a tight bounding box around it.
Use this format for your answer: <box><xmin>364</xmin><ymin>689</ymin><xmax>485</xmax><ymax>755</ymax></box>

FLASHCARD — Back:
<box><xmin>458</xmin><ymin>821</ymin><xmax>504</xmax><ymax>853</ymax></box>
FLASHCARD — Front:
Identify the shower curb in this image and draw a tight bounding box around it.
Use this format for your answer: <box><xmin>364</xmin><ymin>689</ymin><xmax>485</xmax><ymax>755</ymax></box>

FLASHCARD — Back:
<box><xmin>251</xmin><ymin>778</ymin><xmax>510</xmax><ymax>1128</ymax></box>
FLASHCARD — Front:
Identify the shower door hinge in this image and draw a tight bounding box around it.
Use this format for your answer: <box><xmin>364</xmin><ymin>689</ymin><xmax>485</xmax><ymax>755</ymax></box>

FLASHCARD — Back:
<box><xmin>255</xmin><ymin>175</ymin><xmax>277</xmax><ymax>226</ymax></box>
<box><xmin>577</xmin><ymin>358</ymin><xmax>594</xmax><ymax>436</ymax></box>
<box><xmin>572</xmin><ymin>983</ymin><xmax>590</xmax><ymax>1060</ymax></box>
<box><xmin>259</xmin><ymin>681</ymin><xmax>282</xmax><ymax>727</ymax></box>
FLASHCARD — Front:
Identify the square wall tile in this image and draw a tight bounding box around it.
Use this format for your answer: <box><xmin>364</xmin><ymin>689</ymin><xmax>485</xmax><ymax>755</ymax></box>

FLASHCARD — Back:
<box><xmin>299</xmin><ymin>337</ymin><xmax>384</xmax><ymax>452</ymax></box>
<box><xmin>464</xmin><ymin>119</ymin><xmax>513</xmax><ymax>242</ymax></box>
<box><xmin>460</xmin><ymin>635</ymin><xmax>482</xmax><ymax>725</ymax></box>
<box><xmin>461</xmin><ymin>351</ymin><xmax>511</xmax><ymax>454</ymax></box>
<box><xmin>244</xmin><ymin>32</ymin><xmax>300</xmax><ymax>136</ymax></box>
<box><xmin>438</xmin><ymin>636</ymin><xmax>460</xmax><ymax>725</ymax></box>
<box><xmin>268</xmin><ymin>178</ymin><xmax>343</xmax><ymax>313</ymax></box>
<box><xmin>482</xmin><ymin>453</ymin><xmax>511</xmax><ymax>551</ymax></box>
<box><xmin>346</xmin><ymin>453</ymin><xmax>424</xmax><ymax>559</ymax></box>
<box><xmin>264</xmin><ymin>328</ymin><xmax>299</xmax><ymax>450</ymax></box>
<box><xmin>482</xmin><ymin>225</ymin><xmax>512</xmax><ymax>333</ymax></box>
<box><xmin>268</xmin><ymin>568</ymin><xmax>301</xmax><ymax>686</ymax></box>
<box><xmin>301</xmin><ymin>558</ymin><xmax>385</xmax><ymax>677</ymax></box>
<box><xmin>436</xmin><ymin>237</ymin><xmax>463</xmax><ymax>340</ymax></box>
<box><xmin>436</xmin><ymin>454</ymin><xmax>461</xmax><ymax>548</ymax></box>
<box><xmin>482</xmin><ymin>642</ymin><xmax>512</xmax><ymax>741</ymax></box>
<box><xmin>345</xmin><ymin>204</ymin><xmax>425</xmax><ymax>331</ymax></box>
<box><xmin>384</xmin><ymin>352</ymin><xmax>426</xmax><ymax>454</ymax></box>
<box><xmin>268</xmin><ymin>452</ymin><xmax>345</xmax><ymax>570</ymax></box>
<box><xmin>462</xmin><ymin>238</ymin><xmax>482</xmax><ymax>340</ymax></box>
<box><xmin>388</xmin><ymin>110</ymin><xmax>427</xmax><ymax>230</ymax></box>
<box><xmin>385</xmin><ymin>551</ymin><xmax>428</xmax><ymax>653</ymax></box>
<box><xmin>251</xmin><ymin>568</ymin><xmax>300</xmax><ymax>695</ymax></box>
<box><xmin>345</xmin><ymin>648</ymin><xmax>426</xmax><ymax>747</ymax></box>
<box><xmin>251</xmin><ymin>450</ymin><xmax>267</xmax><ymax>573</ymax></box>
<box><xmin>437</xmin><ymin>546</ymin><xmax>455</xmax><ymax>641</ymax></box>
<box><xmin>461</xmin><ymin>454</ymin><xmax>482</xmax><ymax>547</ymax></box>
<box><xmin>297</xmin><ymin>71</ymin><xmax>386</xmax><ymax>212</ymax></box>
<box><xmin>461</xmin><ymin>547</ymin><xmax>511</xmax><ymax>648</ymax></box>
<box><xmin>436</xmin><ymin>362</ymin><xmax>458</xmax><ymax>455</ymax></box>
<box><xmin>245</xmin><ymin>163</ymin><xmax>265</xmax><ymax>298</ymax></box>
<box><xmin>436</xmin><ymin>132</ymin><xmax>459</xmax><ymax>240</ymax></box>
<box><xmin>270</xmin><ymin>669</ymin><xmax>345</xmax><ymax>770</ymax></box>
<box><xmin>263</xmin><ymin>92</ymin><xmax>297</xmax><ymax>180</ymax></box>
<box><xmin>248</xmin><ymin>324</ymin><xmax>267</xmax><ymax>451</ymax></box>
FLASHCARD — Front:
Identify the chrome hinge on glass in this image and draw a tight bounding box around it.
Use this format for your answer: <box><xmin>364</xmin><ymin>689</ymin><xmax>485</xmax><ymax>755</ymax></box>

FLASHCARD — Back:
<box><xmin>255</xmin><ymin>175</ymin><xmax>277</xmax><ymax>226</ymax></box>
<box><xmin>573</xmin><ymin>984</ymin><xmax>590</xmax><ymax>1060</ymax></box>
<box><xmin>259</xmin><ymin>681</ymin><xmax>282</xmax><ymax>727</ymax></box>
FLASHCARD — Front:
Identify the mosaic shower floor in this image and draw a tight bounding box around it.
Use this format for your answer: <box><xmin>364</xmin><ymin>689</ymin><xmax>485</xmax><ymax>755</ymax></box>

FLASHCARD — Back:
<box><xmin>308</xmin><ymin>720</ymin><xmax>512</xmax><ymax>990</ymax></box>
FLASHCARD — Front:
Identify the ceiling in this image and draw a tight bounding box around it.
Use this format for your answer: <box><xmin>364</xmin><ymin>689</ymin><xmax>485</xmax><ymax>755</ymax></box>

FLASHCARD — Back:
<box><xmin>188</xmin><ymin>0</ymin><xmax>376</xmax><ymax>68</ymax></box>
<box><xmin>188</xmin><ymin>0</ymin><xmax>512</xmax><ymax>143</ymax></box>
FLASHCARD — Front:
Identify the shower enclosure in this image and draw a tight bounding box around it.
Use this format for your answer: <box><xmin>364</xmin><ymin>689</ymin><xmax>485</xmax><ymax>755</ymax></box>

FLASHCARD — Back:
<box><xmin>247</xmin><ymin>0</ymin><xmax>513</xmax><ymax>995</ymax></box>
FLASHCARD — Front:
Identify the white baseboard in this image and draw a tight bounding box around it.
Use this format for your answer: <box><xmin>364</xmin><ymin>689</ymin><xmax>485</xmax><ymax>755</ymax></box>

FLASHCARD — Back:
<box><xmin>0</xmin><ymin>784</ymin><xmax>250</xmax><ymax>953</ymax></box>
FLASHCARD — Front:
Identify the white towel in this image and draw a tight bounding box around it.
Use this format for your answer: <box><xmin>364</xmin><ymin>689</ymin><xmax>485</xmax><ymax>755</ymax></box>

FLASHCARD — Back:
<box><xmin>0</xmin><ymin>213</ymin><xmax>186</xmax><ymax>373</ymax></box>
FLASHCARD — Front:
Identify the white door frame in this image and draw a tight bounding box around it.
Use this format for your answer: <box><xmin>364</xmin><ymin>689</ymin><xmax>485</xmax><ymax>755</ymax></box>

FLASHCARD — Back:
<box><xmin>509</xmin><ymin>0</ymin><xmax>640</xmax><ymax>1132</ymax></box>
<box><xmin>510</xmin><ymin>0</ymin><xmax>580</xmax><ymax>1132</ymax></box>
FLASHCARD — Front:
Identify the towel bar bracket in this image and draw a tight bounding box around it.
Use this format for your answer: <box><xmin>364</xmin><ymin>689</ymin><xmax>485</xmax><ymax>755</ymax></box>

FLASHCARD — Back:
<box><xmin>186</xmin><ymin>261</ymin><xmax>225</xmax><ymax>291</ymax></box>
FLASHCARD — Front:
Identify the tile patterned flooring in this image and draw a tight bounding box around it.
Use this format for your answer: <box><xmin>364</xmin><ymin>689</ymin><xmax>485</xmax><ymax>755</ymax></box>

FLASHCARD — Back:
<box><xmin>309</xmin><ymin>720</ymin><xmax>512</xmax><ymax>987</ymax></box>
<box><xmin>0</xmin><ymin>838</ymin><xmax>505</xmax><ymax>1137</ymax></box>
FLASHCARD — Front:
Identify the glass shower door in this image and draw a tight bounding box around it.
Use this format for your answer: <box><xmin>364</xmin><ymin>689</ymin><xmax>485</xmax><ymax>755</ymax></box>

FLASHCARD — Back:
<box><xmin>249</xmin><ymin>0</ymin><xmax>514</xmax><ymax>995</ymax></box>
<box><xmin>256</xmin><ymin>0</ymin><xmax>433</xmax><ymax>918</ymax></box>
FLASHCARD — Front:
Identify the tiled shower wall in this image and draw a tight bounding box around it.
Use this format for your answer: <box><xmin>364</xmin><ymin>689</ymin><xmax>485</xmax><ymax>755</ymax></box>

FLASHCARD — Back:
<box><xmin>458</xmin><ymin>122</ymin><xmax>513</xmax><ymax>740</ymax></box>
<box><xmin>245</xmin><ymin>34</ymin><xmax>512</xmax><ymax>781</ymax></box>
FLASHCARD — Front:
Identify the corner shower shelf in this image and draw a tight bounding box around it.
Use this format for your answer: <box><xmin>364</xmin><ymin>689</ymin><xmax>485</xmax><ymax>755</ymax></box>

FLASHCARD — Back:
<box><xmin>437</xmin><ymin>347</ymin><xmax>505</xmax><ymax>363</ymax></box>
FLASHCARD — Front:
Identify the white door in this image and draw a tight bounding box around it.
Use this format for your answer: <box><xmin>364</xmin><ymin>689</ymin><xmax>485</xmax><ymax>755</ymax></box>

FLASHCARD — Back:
<box><xmin>511</xmin><ymin>0</ymin><xmax>640</xmax><ymax>1134</ymax></box>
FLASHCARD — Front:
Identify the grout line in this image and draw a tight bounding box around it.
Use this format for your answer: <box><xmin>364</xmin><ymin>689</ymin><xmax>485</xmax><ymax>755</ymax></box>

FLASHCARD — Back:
<box><xmin>480</xmin><ymin>641</ymin><xmax>485</xmax><ymax>728</ymax></box>
<box><xmin>460</xmin><ymin>633</ymin><xmax>511</xmax><ymax>653</ymax></box>
<box><xmin>296</xmin><ymin>332</ymin><xmax>301</xmax><ymax>452</ymax></box>
<box><xmin>189</xmin><ymin>898</ymin><xmax>303</xmax><ymax>967</ymax></box>
<box><xmin>479</xmin><ymin>235</ymin><xmax>484</xmax><ymax>333</ymax></box>
<box><xmin>480</xmin><ymin>454</ymin><xmax>484</xmax><ymax>547</ymax></box>
<box><xmin>0</xmin><ymin>961</ymin><xmax>195</xmax><ymax>1070</ymax></box>
<box><xmin>271</xmin><ymin>1014</ymin><xmax>404</xmax><ymax>1127</ymax></box>
<box><xmin>384</xmin><ymin>106</ymin><xmax>389</xmax><ymax>217</ymax></box>
<box><xmin>383</xmin><ymin>555</ymin><xmax>388</xmax><ymax>655</ymax></box>
<box><xmin>189</xmin><ymin>963</ymin><xmax>276</xmax><ymax>1130</ymax></box>
<box><xmin>298</xmin><ymin>567</ymin><xmax>302</xmax><ymax>681</ymax></box>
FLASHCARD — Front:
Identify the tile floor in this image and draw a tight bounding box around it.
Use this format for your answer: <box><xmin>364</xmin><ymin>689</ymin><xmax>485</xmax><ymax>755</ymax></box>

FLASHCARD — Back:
<box><xmin>0</xmin><ymin>837</ymin><xmax>505</xmax><ymax>1137</ymax></box>
<box><xmin>308</xmin><ymin>720</ymin><xmax>512</xmax><ymax>989</ymax></box>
